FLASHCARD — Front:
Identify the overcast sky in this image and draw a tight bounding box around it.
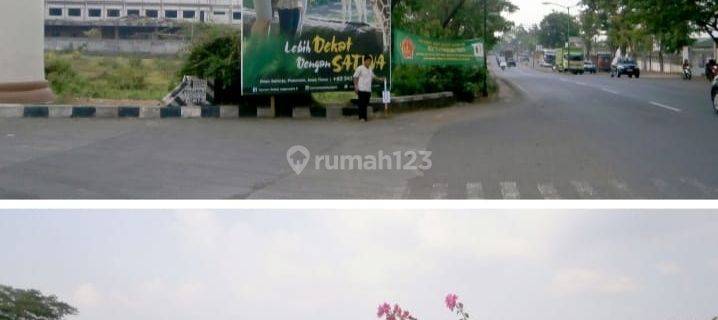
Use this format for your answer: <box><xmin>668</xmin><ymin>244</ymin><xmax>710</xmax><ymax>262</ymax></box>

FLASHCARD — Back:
<box><xmin>506</xmin><ymin>0</ymin><xmax>582</xmax><ymax>27</ymax></box>
<box><xmin>1</xmin><ymin>211</ymin><xmax>718</xmax><ymax>320</ymax></box>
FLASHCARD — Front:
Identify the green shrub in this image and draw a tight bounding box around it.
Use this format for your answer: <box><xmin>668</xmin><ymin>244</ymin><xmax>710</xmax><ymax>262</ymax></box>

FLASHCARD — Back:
<box><xmin>392</xmin><ymin>65</ymin><xmax>487</xmax><ymax>102</ymax></box>
<box><xmin>179</xmin><ymin>26</ymin><xmax>241</xmax><ymax>103</ymax></box>
<box><xmin>45</xmin><ymin>53</ymin><xmax>90</xmax><ymax>100</ymax></box>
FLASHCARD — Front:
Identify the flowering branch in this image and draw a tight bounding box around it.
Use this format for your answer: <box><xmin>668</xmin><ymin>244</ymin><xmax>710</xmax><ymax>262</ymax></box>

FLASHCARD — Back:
<box><xmin>377</xmin><ymin>302</ymin><xmax>417</xmax><ymax>320</ymax></box>
<box><xmin>445</xmin><ymin>293</ymin><xmax>470</xmax><ymax>320</ymax></box>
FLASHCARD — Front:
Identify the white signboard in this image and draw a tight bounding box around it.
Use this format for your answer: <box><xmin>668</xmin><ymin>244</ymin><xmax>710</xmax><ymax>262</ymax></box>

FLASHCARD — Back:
<box><xmin>473</xmin><ymin>43</ymin><xmax>485</xmax><ymax>58</ymax></box>
<box><xmin>382</xmin><ymin>80</ymin><xmax>391</xmax><ymax>104</ymax></box>
<box><xmin>180</xmin><ymin>77</ymin><xmax>208</xmax><ymax>106</ymax></box>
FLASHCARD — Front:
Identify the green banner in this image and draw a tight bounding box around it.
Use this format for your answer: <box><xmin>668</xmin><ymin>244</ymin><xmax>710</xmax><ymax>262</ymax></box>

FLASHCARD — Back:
<box><xmin>242</xmin><ymin>0</ymin><xmax>391</xmax><ymax>95</ymax></box>
<box><xmin>393</xmin><ymin>29</ymin><xmax>484</xmax><ymax>67</ymax></box>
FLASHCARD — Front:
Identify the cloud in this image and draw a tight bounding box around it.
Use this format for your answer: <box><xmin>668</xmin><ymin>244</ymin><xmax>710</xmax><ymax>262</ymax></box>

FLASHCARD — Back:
<box><xmin>72</xmin><ymin>283</ymin><xmax>101</xmax><ymax>308</ymax></box>
<box><xmin>16</xmin><ymin>211</ymin><xmax>712</xmax><ymax>320</ymax></box>
<box><xmin>550</xmin><ymin>268</ymin><xmax>638</xmax><ymax>295</ymax></box>
<box><xmin>162</xmin><ymin>211</ymin><xmax>565</xmax><ymax>319</ymax></box>
<box><xmin>656</xmin><ymin>261</ymin><xmax>681</xmax><ymax>276</ymax></box>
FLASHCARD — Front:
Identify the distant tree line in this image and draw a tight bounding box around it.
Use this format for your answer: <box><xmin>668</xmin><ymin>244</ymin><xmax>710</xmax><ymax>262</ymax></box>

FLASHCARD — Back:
<box><xmin>0</xmin><ymin>284</ymin><xmax>77</xmax><ymax>320</ymax></box>
<box><xmin>506</xmin><ymin>0</ymin><xmax>717</xmax><ymax>59</ymax></box>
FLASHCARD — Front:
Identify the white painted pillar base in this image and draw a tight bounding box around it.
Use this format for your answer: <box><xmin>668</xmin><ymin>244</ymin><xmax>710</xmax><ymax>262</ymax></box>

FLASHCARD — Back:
<box><xmin>0</xmin><ymin>0</ymin><xmax>54</xmax><ymax>103</ymax></box>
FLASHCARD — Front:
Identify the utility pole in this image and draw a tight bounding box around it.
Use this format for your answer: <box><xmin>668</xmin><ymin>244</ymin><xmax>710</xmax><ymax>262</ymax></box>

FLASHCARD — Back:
<box><xmin>482</xmin><ymin>0</ymin><xmax>488</xmax><ymax>97</ymax></box>
<box><xmin>566</xmin><ymin>6</ymin><xmax>571</xmax><ymax>57</ymax></box>
<box><xmin>566</xmin><ymin>6</ymin><xmax>570</xmax><ymax>48</ymax></box>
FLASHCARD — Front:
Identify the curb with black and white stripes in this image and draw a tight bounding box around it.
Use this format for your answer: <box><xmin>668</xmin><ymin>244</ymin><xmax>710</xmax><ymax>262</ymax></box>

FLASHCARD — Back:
<box><xmin>0</xmin><ymin>91</ymin><xmax>455</xmax><ymax>120</ymax></box>
<box><xmin>0</xmin><ymin>104</ymin><xmax>378</xmax><ymax>120</ymax></box>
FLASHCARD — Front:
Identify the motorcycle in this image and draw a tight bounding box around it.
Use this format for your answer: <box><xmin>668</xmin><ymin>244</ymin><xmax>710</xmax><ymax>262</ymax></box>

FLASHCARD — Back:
<box><xmin>682</xmin><ymin>66</ymin><xmax>692</xmax><ymax>80</ymax></box>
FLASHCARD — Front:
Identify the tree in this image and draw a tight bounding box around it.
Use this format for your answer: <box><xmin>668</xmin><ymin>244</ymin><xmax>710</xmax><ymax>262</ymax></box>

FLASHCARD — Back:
<box><xmin>507</xmin><ymin>25</ymin><xmax>540</xmax><ymax>54</ymax></box>
<box><xmin>393</xmin><ymin>0</ymin><xmax>517</xmax><ymax>47</ymax></box>
<box><xmin>579</xmin><ymin>0</ymin><xmax>651</xmax><ymax>54</ymax></box>
<box><xmin>0</xmin><ymin>285</ymin><xmax>77</xmax><ymax>320</ymax></box>
<box><xmin>628</xmin><ymin>0</ymin><xmax>694</xmax><ymax>71</ymax></box>
<box><xmin>579</xmin><ymin>0</ymin><xmax>600</xmax><ymax>55</ymax></box>
<box><xmin>685</xmin><ymin>0</ymin><xmax>718</xmax><ymax>47</ymax></box>
<box><xmin>581</xmin><ymin>0</ymin><xmax>715</xmax><ymax>55</ymax></box>
<box><xmin>537</xmin><ymin>12</ymin><xmax>581</xmax><ymax>48</ymax></box>
<box><xmin>392</xmin><ymin>0</ymin><xmax>518</xmax><ymax>100</ymax></box>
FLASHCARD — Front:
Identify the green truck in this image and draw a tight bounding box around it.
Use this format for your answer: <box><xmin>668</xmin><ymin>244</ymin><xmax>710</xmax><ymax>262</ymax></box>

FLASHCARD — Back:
<box><xmin>554</xmin><ymin>48</ymin><xmax>566</xmax><ymax>72</ymax></box>
<box><xmin>553</xmin><ymin>38</ymin><xmax>585</xmax><ymax>74</ymax></box>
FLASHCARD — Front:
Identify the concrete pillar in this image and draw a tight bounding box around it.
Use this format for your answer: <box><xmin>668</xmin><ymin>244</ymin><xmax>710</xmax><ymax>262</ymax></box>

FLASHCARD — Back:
<box><xmin>0</xmin><ymin>0</ymin><xmax>54</xmax><ymax>103</ymax></box>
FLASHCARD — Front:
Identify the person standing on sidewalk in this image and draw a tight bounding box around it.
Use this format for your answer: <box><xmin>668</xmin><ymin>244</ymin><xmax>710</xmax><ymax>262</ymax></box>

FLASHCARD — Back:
<box><xmin>353</xmin><ymin>56</ymin><xmax>385</xmax><ymax>122</ymax></box>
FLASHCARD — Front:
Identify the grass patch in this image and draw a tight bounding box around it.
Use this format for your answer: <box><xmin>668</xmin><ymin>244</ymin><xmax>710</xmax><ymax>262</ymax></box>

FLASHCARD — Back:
<box><xmin>312</xmin><ymin>91</ymin><xmax>356</xmax><ymax>106</ymax></box>
<box><xmin>45</xmin><ymin>52</ymin><xmax>182</xmax><ymax>103</ymax></box>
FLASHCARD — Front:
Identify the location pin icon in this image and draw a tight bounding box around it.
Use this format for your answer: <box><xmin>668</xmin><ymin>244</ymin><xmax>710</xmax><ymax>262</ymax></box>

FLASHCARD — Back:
<box><xmin>287</xmin><ymin>145</ymin><xmax>311</xmax><ymax>175</ymax></box>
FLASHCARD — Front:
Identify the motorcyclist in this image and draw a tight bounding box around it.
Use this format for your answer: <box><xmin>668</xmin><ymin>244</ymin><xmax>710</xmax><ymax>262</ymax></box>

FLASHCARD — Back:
<box><xmin>705</xmin><ymin>59</ymin><xmax>717</xmax><ymax>81</ymax></box>
<box><xmin>682</xmin><ymin>59</ymin><xmax>692</xmax><ymax>79</ymax></box>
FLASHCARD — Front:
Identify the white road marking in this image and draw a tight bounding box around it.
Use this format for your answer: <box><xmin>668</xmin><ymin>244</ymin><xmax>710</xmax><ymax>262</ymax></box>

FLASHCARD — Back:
<box><xmin>575</xmin><ymin>81</ymin><xmax>589</xmax><ymax>86</ymax></box>
<box><xmin>649</xmin><ymin>101</ymin><xmax>682</xmax><ymax>112</ymax></box>
<box><xmin>466</xmin><ymin>182</ymin><xmax>485</xmax><ymax>199</ymax></box>
<box><xmin>431</xmin><ymin>183</ymin><xmax>449</xmax><ymax>199</ymax></box>
<box><xmin>500</xmin><ymin>182</ymin><xmax>520</xmax><ymax>199</ymax></box>
<box><xmin>537</xmin><ymin>183</ymin><xmax>560</xmax><ymax>199</ymax></box>
<box><xmin>514</xmin><ymin>83</ymin><xmax>530</xmax><ymax>94</ymax></box>
<box><xmin>571</xmin><ymin>181</ymin><xmax>597</xmax><ymax>198</ymax></box>
<box><xmin>601</xmin><ymin>87</ymin><xmax>620</xmax><ymax>95</ymax></box>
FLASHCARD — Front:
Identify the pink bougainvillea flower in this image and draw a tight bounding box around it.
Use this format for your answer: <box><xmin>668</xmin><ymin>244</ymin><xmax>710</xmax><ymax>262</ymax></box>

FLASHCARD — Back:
<box><xmin>402</xmin><ymin>310</ymin><xmax>411</xmax><ymax>319</ymax></box>
<box><xmin>378</xmin><ymin>303</ymin><xmax>391</xmax><ymax>317</ymax></box>
<box><xmin>445</xmin><ymin>293</ymin><xmax>459</xmax><ymax>311</ymax></box>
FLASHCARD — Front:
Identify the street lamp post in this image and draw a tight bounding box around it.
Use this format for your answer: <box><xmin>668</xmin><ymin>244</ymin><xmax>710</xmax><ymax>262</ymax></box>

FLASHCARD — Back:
<box><xmin>543</xmin><ymin>1</ymin><xmax>578</xmax><ymax>73</ymax></box>
<box><xmin>482</xmin><ymin>0</ymin><xmax>488</xmax><ymax>97</ymax></box>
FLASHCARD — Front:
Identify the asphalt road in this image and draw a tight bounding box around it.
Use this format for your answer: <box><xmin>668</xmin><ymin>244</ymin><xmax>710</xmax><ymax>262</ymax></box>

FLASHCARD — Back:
<box><xmin>409</xmin><ymin>63</ymin><xmax>718</xmax><ymax>199</ymax></box>
<box><xmin>0</xmin><ymin>62</ymin><xmax>716</xmax><ymax>199</ymax></box>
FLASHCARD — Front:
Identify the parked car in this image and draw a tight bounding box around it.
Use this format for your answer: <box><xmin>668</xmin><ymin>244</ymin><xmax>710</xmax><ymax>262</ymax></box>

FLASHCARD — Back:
<box><xmin>611</xmin><ymin>58</ymin><xmax>640</xmax><ymax>78</ymax></box>
<box><xmin>712</xmin><ymin>77</ymin><xmax>718</xmax><ymax>114</ymax></box>
<box><xmin>583</xmin><ymin>61</ymin><xmax>597</xmax><ymax>74</ymax></box>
